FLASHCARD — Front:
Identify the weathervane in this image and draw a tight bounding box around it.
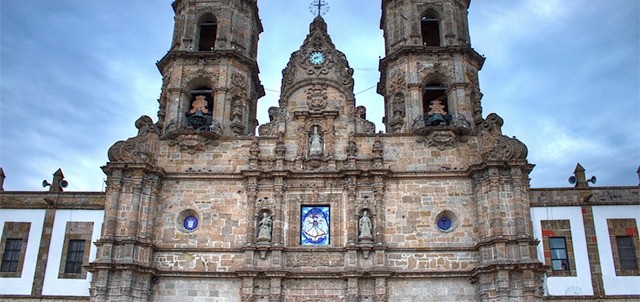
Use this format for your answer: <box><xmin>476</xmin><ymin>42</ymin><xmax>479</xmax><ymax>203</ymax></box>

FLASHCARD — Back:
<box><xmin>309</xmin><ymin>0</ymin><xmax>330</xmax><ymax>17</ymax></box>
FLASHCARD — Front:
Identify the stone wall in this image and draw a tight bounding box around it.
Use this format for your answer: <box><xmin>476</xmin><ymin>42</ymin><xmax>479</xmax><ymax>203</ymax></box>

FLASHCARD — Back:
<box><xmin>387</xmin><ymin>279</ymin><xmax>478</xmax><ymax>301</ymax></box>
<box><xmin>150</xmin><ymin>278</ymin><xmax>241</xmax><ymax>302</ymax></box>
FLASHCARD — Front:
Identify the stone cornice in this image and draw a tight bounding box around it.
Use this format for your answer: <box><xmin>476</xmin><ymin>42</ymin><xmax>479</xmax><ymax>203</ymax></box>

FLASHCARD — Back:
<box><xmin>156</xmin><ymin>50</ymin><xmax>260</xmax><ymax>75</ymax></box>
<box><xmin>379</xmin><ymin>46</ymin><xmax>485</xmax><ymax>71</ymax></box>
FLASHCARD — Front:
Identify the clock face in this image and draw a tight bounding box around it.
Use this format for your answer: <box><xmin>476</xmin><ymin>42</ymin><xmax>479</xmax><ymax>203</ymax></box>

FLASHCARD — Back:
<box><xmin>309</xmin><ymin>51</ymin><xmax>325</xmax><ymax>65</ymax></box>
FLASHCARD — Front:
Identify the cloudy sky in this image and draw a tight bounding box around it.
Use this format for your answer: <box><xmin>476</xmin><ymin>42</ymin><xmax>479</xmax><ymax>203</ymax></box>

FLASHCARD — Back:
<box><xmin>0</xmin><ymin>0</ymin><xmax>638</xmax><ymax>191</ymax></box>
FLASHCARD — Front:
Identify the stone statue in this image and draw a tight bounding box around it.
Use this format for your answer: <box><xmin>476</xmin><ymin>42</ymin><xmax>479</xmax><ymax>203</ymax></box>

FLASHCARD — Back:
<box><xmin>189</xmin><ymin>95</ymin><xmax>209</xmax><ymax>115</ymax></box>
<box><xmin>425</xmin><ymin>99</ymin><xmax>452</xmax><ymax>126</ymax></box>
<box><xmin>257</xmin><ymin>212</ymin><xmax>272</xmax><ymax>242</ymax></box>
<box><xmin>309</xmin><ymin>126</ymin><xmax>323</xmax><ymax>156</ymax></box>
<box><xmin>359</xmin><ymin>210</ymin><xmax>373</xmax><ymax>241</ymax></box>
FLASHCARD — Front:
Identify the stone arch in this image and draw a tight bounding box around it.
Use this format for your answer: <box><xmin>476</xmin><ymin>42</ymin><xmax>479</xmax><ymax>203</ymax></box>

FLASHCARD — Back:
<box><xmin>196</xmin><ymin>13</ymin><xmax>217</xmax><ymax>51</ymax></box>
<box><xmin>420</xmin><ymin>8</ymin><xmax>441</xmax><ymax>46</ymax></box>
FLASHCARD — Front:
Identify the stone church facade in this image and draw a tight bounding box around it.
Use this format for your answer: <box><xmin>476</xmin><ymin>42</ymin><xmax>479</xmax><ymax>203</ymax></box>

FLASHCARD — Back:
<box><xmin>3</xmin><ymin>0</ymin><xmax>636</xmax><ymax>301</ymax></box>
<box><xmin>87</xmin><ymin>0</ymin><xmax>546</xmax><ymax>301</ymax></box>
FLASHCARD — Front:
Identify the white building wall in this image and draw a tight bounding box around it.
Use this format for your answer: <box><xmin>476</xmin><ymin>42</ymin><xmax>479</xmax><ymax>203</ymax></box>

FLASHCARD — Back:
<box><xmin>0</xmin><ymin>209</ymin><xmax>46</xmax><ymax>295</ymax></box>
<box><xmin>530</xmin><ymin>206</ymin><xmax>594</xmax><ymax>296</ymax></box>
<box><xmin>42</xmin><ymin>209</ymin><xmax>104</xmax><ymax>296</ymax></box>
<box><xmin>592</xmin><ymin>205</ymin><xmax>640</xmax><ymax>296</ymax></box>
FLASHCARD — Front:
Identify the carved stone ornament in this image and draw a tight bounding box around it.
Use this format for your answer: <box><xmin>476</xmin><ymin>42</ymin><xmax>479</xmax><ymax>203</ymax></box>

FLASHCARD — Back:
<box><xmin>307</xmin><ymin>84</ymin><xmax>328</xmax><ymax>111</ymax></box>
<box><xmin>166</xmin><ymin>119</ymin><xmax>222</xmax><ymax>154</ymax></box>
<box><xmin>413</xmin><ymin>114</ymin><xmax>471</xmax><ymax>150</ymax></box>
<box><xmin>483</xmin><ymin>136</ymin><xmax>528</xmax><ymax>161</ymax></box>
<box><xmin>230</xmin><ymin>72</ymin><xmax>248</xmax><ymax>99</ymax></box>
<box><xmin>354</xmin><ymin>106</ymin><xmax>376</xmax><ymax>134</ymax></box>
<box><xmin>170</xmin><ymin>134</ymin><xmax>208</xmax><ymax>154</ymax></box>
<box><xmin>388</xmin><ymin>70</ymin><xmax>406</xmax><ymax>93</ymax></box>
<box><xmin>180</xmin><ymin>69</ymin><xmax>219</xmax><ymax>87</ymax></box>
<box><xmin>230</xmin><ymin>97</ymin><xmax>246</xmax><ymax>135</ymax></box>
<box><xmin>258</xmin><ymin>107</ymin><xmax>285</xmax><ymax>136</ymax></box>
<box><xmin>275</xmin><ymin>137</ymin><xmax>286</xmax><ymax>157</ymax></box>
<box><xmin>372</xmin><ymin>137</ymin><xmax>383</xmax><ymax>157</ymax></box>
<box><xmin>249</xmin><ymin>138</ymin><xmax>260</xmax><ymax>157</ymax></box>
<box><xmin>416</xmin><ymin>130</ymin><xmax>459</xmax><ymax>151</ymax></box>
<box><xmin>279</xmin><ymin>16</ymin><xmax>355</xmax><ymax>101</ymax></box>
<box><xmin>389</xmin><ymin>93</ymin><xmax>406</xmax><ymax>133</ymax></box>
<box><xmin>480</xmin><ymin>113</ymin><xmax>528</xmax><ymax>161</ymax></box>
<box><xmin>108</xmin><ymin>116</ymin><xmax>160</xmax><ymax>164</ymax></box>
<box><xmin>346</xmin><ymin>140</ymin><xmax>358</xmax><ymax>157</ymax></box>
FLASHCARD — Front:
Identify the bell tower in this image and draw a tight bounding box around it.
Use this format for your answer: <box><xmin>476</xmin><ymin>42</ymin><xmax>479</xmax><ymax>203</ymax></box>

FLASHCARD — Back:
<box><xmin>378</xmin><ymin>0</ymin><xmax>483</xmax><ymax>134</ymax></box>
<box><xmin>156</xmin><ymin>0</ymin><xmax>264</xmax><ymax>137</ymax></box>
<box><xmin>378</xmin><ymin>1</ymin><xmax>546</xmax><ymax>301</ymax></box>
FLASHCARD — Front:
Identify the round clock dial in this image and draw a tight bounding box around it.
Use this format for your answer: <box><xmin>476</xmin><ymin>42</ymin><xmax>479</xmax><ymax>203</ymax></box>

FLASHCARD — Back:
<box><xmin>309</xmin><ymin>51</ymin><xmax>325</xmax><ymax>65</ymax></box>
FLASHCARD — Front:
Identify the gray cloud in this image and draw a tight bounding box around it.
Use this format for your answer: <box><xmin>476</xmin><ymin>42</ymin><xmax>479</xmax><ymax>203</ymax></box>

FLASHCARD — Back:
<box><xmin>0</xmin><ymin>0</ymin><xmax>637</xmax><ymax>191</ymax></box>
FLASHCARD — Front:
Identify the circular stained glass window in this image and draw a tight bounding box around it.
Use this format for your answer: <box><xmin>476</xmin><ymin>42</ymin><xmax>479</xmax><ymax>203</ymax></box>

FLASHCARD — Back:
<box><xmin>183</xmin><ymin>215</ymin><xmax>199</xmax><ymax>231</ymax></box>
<box><xmin>437</xmin><ymin>217</ymin><xmax>452</xmax><ymax>231</ymax></box>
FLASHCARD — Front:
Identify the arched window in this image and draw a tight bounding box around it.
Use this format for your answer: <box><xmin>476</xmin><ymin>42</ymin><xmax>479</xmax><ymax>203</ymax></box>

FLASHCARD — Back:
<box><xmin>198</xmin><ymin>14</ymin><xmax>217</xmax><ymax>51</ymax></box>
<box><xmin>421</xmin><ymin>11</ymin><xmax>440</xmax><ymax>47</ymax></box>
<box><xmin>423</xmin><ymin>83</ymin><xmax>451</xmax><ymax>126</ymax></box>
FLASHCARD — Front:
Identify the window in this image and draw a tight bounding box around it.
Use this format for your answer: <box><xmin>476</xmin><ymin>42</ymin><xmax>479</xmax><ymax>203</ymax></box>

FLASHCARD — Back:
<box><xmin>0</xmin><ymin>239</ymin><xmax>22</xmax><ymax>272</ymax></box>
<box><xmin>617</xmin><ymin>236</ymin><xmax>638</xmax><ymax>270</ymax></box>
<box><xmin>549</xmin><ymin>237</ymin><xmax>570</xmax><ymax>271</ymax></box>
<box><xmin>421</xmin><ymin>12</ymin><xmax>440</xmax><ymax>46</ymax></box>
<box><xmin>198</xmin><ymin>14</ymin><xmax>217</xmax><ymax>51</ymax></box>
<box><xmin>64</xmin><ymin>240</ymin><xmax>86</xmax><ymax>274</ymax></box>
<box><xmin>301</xmin><ymin>206</ymin><xmax>330</xmax><ymax>246</ymax></box>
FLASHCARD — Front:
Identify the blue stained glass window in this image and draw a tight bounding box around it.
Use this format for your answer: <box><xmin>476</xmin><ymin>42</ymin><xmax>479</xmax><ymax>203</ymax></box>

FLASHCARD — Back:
<box><xmin>301</xmin><ymin>206</ymin><xmax>330</xmax><ymax>246</ymax></box>
<box><xmin>438</xmin><ymin>217</ymin><xmax>452</xmax><ymax>231</ymax></box>
<box><xmin>184</xmin><ymin>216</ymin><xmax>199</xmax><ymax>231</ymax></box>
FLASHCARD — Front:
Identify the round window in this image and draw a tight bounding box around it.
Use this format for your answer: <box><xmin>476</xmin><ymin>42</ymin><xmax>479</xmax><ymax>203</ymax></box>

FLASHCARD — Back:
<box><xmin>183</xmin><ymin>215</ymin><xmax>199</xmax><ymax>231</ymax></box>
<box><xmin>437</xmin><ymin>217</ymin><xmax>452</xmax><ymax>231</ymax></box>
<box><xmin>435</xmin><ymin>210</ymin><xmax>458</xmax><ymax>233</ymax></box>
<box><xmin>177</xmin><ymin>209</ymin><xmax>200</xmax><ymax>233</ymax></box>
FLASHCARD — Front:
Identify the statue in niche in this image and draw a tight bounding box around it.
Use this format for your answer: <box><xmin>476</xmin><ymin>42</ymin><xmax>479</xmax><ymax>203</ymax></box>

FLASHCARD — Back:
<box><xmin>425</xmin><ymin>98</ymin><xmax>452</xmax><ymax>126</ymax></box>
<box><xmin>257</xmin><ymin>212</ymin><xmax>272</xmax><ymax>242</ymax></box>
<box><xmin>187</xmin><ymin>95</ymin><xmax>213</xmax><ymax>130</ymax></box>
<box><xmin>359</xmin><ymin>210</ymin><xmax>373</xmax><ymax>241</ymax></box>
<box><xmin>392</xmin><ymin>93</ymin><xmax>405</xmax><ymax>118</ymax></box>
<box><xmin>189</xmin><ymin>95</ymin><xmax>209</xmax><ymax>115</ymax></box>
<box><xmin>231</xmin><ymin>98</ymin><xmax>243</xmax><ymax>123</ymax></box>
<box><xmin>309</xmin><ymin>126</ymin><xmax>323</xmax><ymax>157</ymax></box>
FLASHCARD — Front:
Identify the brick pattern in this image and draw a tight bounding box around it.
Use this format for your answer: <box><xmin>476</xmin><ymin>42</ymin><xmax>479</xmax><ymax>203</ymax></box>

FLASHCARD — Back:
<box><xmin>541</xmin><ymin>220</ymin><xmax>577</xmax><ymax>277</ymax></box>
<box><xmin>0</xmin><ymin>222</ymin><xmax>30</xmax><ymax>278</ymax></box>
<box><xmin>58</xmin><ymin>222</ymin><xmax>94</xmax><ymax>279</ymax></box>
<box><xmin>607</xmin><ymin>219</ymin><xmax>640</xmax><ymax>276</ymax></box>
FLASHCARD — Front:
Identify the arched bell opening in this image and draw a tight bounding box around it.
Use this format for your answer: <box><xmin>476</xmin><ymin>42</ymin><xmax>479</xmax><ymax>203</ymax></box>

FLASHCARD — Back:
<box><xmin>197</xmin><ymin>14</ymin><xmax>217</xmax><ymax>51</ymax></box>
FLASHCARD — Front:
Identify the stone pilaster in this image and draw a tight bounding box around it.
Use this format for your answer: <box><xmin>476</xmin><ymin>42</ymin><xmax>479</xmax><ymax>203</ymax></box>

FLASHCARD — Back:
<box><xmin>471</xmin><ymin>162</ymin><xmax>544</xmax><ymax>302</ymax></box>
<box><xmin>89</xmin><ymin>163</ymin><xmax>165</xmax><ymax>302</ymax></box>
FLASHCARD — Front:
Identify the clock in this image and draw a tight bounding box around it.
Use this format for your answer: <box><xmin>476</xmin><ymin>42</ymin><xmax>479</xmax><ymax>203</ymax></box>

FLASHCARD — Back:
<box><xmin>309</xmin><ymin>51</ymin><xmax>325</xmax><ymax>65</ymax></box>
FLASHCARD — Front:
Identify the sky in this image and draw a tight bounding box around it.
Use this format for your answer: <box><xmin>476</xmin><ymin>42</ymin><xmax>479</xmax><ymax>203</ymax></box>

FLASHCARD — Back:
<box><xmin>0</xmin><ymin>0</ymin><xmax>638</xmax><ymax>191</ymax></box>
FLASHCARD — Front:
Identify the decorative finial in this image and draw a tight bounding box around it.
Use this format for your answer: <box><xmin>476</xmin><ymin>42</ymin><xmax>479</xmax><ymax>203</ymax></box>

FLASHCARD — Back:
<box><xmin>0</xmin><ymin>167</ymin><xmax>5</xmax><ymax>191</ymax></box>
<box><xmin>309</xmin><ymin>0</ymin><xmax>330</xmax><ymax>17</ymax></box>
